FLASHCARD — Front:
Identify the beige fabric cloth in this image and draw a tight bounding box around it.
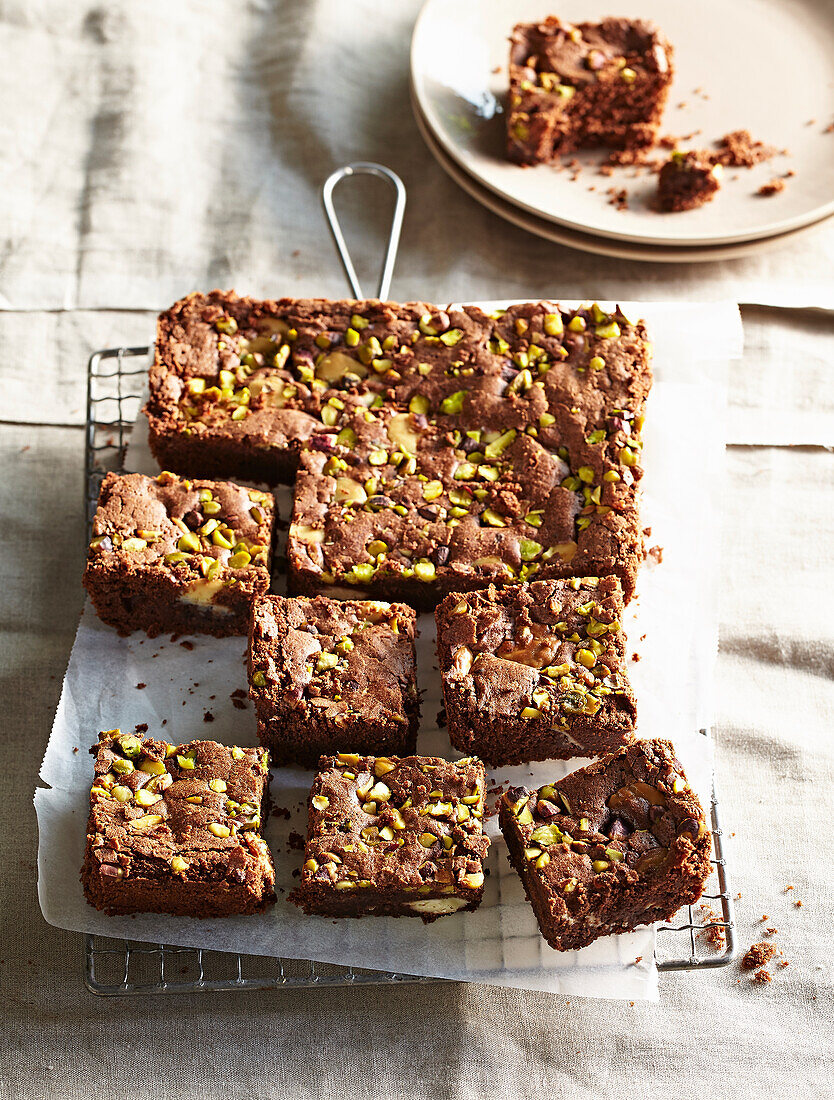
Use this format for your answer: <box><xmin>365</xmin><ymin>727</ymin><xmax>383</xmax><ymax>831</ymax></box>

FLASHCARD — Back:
<box><xmin>3</xmin><ymin>1</ymin><xmax>833</xmax><ymax>1096</ymax></box>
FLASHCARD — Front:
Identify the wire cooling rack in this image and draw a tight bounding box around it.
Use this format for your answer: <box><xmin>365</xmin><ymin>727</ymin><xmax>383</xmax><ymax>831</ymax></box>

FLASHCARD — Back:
<box><xmin>81</xmin><ymin>342</ymin><xmax>736</xmax><ymax>995</ymax></box>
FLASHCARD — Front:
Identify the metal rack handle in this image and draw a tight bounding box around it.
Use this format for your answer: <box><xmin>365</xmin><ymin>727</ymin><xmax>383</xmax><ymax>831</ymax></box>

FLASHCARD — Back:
<box><xmin>321</xmin><ymin>163</ymin><xmax>406</xmax><ymax>300</ymax></box>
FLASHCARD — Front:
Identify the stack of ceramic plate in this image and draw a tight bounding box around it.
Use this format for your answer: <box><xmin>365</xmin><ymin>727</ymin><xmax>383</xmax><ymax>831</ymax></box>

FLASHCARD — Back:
<box><xmin>410</xmin><ymin>0</ymin><xmax>834</xmax><ymax>263</ymax></box>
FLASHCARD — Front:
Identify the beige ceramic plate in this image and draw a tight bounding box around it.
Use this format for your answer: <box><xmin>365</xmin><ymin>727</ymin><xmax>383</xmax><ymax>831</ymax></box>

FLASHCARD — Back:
<box><xmin>412</xmin><ymin>89</ymin><xmax>834</xmax><ymax>262</ymax></box>
<box><xmin>411</xmin><ymin>0</ymin><xmax>834</xmax><ymax>246</ymax></box>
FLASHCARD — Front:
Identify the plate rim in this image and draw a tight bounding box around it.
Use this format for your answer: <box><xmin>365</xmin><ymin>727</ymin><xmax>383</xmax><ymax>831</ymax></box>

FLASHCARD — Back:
<box><xmin>411</xmin><ymin>83</ymin><xmax>834</xmax><ymax>263</ymax></box>
<box><xmin>410</xmin><ymin>0</ymin><xmax>834</xmax><ymax>248</ymax></box>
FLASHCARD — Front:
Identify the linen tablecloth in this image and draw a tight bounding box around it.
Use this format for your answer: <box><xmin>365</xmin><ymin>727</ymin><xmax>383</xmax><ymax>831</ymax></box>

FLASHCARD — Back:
<box><xmin>3</xmin><ymin>2</ymin><xmax>833</xmax><ymax>1097</ymax></box>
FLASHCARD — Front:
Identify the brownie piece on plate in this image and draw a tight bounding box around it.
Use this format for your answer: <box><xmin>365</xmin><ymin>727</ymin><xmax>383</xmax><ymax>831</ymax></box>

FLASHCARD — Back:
<box><xmin>507</xmin><ymin>16</ymin><xmax>673</xmax><ymax>163</ymax></box>
<box><xmin>248</xmin><ymin>594</ymin><xmax>420</xmax><ymax>767</ymax></box>
<box><xmin>657</xmin><ymin>151</ymin><xmax>723</xmax><ymax>212</ymax></box>
<box><xmin>83</xmin><ymin>471</ymin><xmax>274</xmax><ymax>638</ymax></box>
<box><xmin>498</xmin><ymin>739</ymin><xmax>711</xmax><ymax>951</ymax></box>
<box><xmin>290</xmin><ymin>754</ymin><xmax>489</xmax><ymax>920</ymax></box>
<box><xmin>436</xmin><ymin>577</ymin><xmax>636</xmax><ymax>766</ymax></box>
<box><xmin>81</xmin><ymin>730</ymin><xmax>275</xmax><ymax>917</ymax></box>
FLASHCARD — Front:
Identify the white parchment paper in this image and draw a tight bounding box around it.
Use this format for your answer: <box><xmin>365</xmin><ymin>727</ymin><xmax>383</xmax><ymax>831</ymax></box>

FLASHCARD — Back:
<box><xmin>36</xmin><ymin>300</ymin><xmax>742</xmax><ymax>999</ymax></box>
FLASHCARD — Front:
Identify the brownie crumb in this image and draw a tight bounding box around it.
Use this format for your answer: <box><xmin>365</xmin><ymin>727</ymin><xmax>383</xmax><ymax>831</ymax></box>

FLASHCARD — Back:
<box><xmin>698</xmin><ymin>904</ymin><xmax>726</xmax><ymax>949</ymax></box>
<box><xmin>753</xmin><ymin>968</ymin><xmax>772</xmax><ymax>984</ymax></box>
<box><xmin>656</xmin><ymin>150</ymin><xmax>722</xmax><ymax>211</ymax></box>
<box><xmin>288</xmin><ymin>831</ymin><xmax>305</xmax><ymax>850</ymax></box>
<box><xmin>271</xmin><ymin>806</ymin><xmax>292</xmax><ymax>821</ymax></box>
<box><xmin>712</xmin><ymin>130</ymin><xmax>778</xmax><ymax>168</ymax></box>
<box><xmin>231</xmin><ymin>698</ymin><xmax>247</xmax><ymax>710</ymax></box>
<box><xmin>180</xmin><ymin>640</ymin><xmax>194</xmax><ymax>651</ymax></box>
<box><xmin>742</xmin><ymin>942</ymin><xmax>778</xmax><ymax>970</ymax></box>
<box><xmin>607</xmin><ymin>187</ymin><xmax>629</xmax><ymax>211</ymax></box>
<box><xmin>136</xmin><ymin>683</ymin><xmax>146</xmax><ymax>690</ymax></box>
<box><xmin>203</xmin><ymin>711</ymin><xmax>214</xmax><ymax>723</ymax></box>
<box><xmin>647</xmin><ymin>545</ymin><xmax>664</xmax><ymax>564</ymax></box>
<box><xmin>757</xmin><ymin>178</ymin><xmax>786</xmax><ymax>197</ymax></box>
<box><xmin>134</xmin><ymin>723</ymin><xmax>149</xmax><ymax>733</ymax></box>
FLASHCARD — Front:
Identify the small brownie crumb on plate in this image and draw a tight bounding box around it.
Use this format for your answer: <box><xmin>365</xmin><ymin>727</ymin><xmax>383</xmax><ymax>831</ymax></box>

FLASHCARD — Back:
<box><xmin>81</xmin><ymin>729</ymin><xmax>275</xmax><ymax>917</ymax></box>
<box><xmin>499</xmin><ymin>739</ymin><xmax>711</xmax><ymax>952</ymax></box>
<box><xmin>290</xmin><ymin>754</ymin><xmax>489</xmax><ymax>921</ymax></box>
<box><xmin>507</xmin><ymin>16</ymin><xmax>674</xmax><ymax>164</ymax></box>
<box><xmin>83</xmin><ymin>471</ymin><xmax>274</xmax><ymax>638</ymax></box>
<box><xmin>656</xmin><ymin>151</ymin><xmax>723</xmax><ymax>212</ymax></box>
<box><xmin>435</xmin><ymin>577</ymin><xmax>636</xmax><ymax>767</ymax></box>
<box><xmin>248</xmin><ymin>594</ymin><xmax>420</xmax><ymax>768</ymax></box>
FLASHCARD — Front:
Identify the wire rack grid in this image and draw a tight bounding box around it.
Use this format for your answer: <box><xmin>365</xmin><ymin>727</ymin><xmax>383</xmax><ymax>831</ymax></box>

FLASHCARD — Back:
<box><xmin>81</xmin><ymin>345</ymin><xmax>737</xmax><ymax>994</ymax></box>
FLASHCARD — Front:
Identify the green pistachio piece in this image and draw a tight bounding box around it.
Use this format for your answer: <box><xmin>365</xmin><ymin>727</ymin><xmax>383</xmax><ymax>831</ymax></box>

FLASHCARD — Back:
<box><xmin>440</xmin><ymin>390</ymin><xmax>466</xmax><ymax>415</ymax></box>
<box><xmin>519</xmin><ymin>538</ymin><xmax>542</xmax><ymax>561</ymax></box>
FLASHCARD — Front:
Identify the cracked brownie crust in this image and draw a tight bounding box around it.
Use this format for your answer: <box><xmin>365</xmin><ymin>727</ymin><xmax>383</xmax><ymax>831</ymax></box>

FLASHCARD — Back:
<box><xmin>290</xmin><ymin>753</ymin><xmax>489</xmax><ymax>921</ymax></box>
<box><xmin>83</xmin><ymin>471</ymin><xmax>274</xmax><ymax>637</ymax></box>
<box><xmin>248</xmin><ymin>595</ymin><xmax>420</xmax><ymax>768</ymax></box>
<box><xmin>81</xmin><ymin>730</ymin><xmax>275</xmax><ymax>917</ymax></box>
<box><xmin>507</xmin><ymin>16</ymin><xmax>674</xmax><ymax>163</ymax></box>
<box><xmin>499</xmin><ymin>738</ymin><xmax>711</xmax><ymax>952</ymax></box>
<box><xmin>436</xmin><ymin>577</ymin><xmax>636</xmax><ymax>766</ymax></box>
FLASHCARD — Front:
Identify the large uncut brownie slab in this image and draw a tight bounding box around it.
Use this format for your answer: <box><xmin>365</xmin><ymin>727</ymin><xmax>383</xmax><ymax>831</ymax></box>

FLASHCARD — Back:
<box><xmin>289</xmin><ymin>754</ymin><xmax>489</xmax><ymax>921</ymax></box>
<box><xmin>83</xmin><ymin>471</ymin><xmax>274</xmax><ymax>638</ymax></box>
<box><xmin>147</xmin><ymin>292</ymin><xmax>651</xmax><ymax>604</ymax></box>
<box><xmin>507</xmin><ymin>17</ymin><xmax>673</xmax><ymax>164</ymax></box>
<box><xmin>498</xmin><ymin>739</ymin><xmax>711</xmax><ymax>952</ymax></box>
<box><xmin>435</xmin><ymin>577</ymin><xmax>636</xmax><ymax>766</ymax></box>
<box><xmin>248</xmin><ymin>595</ymin><xmax>420</xmax><ymax>768</ymax></box>
<box><xmin>287</xmin><ymin>393</ymin><xmax>645</xmax><ymax>609</ymax></box>
<box><xmin>82</xmin><ymin>730</ymin><xmax>275</xmax><ymax>917</ymax></box>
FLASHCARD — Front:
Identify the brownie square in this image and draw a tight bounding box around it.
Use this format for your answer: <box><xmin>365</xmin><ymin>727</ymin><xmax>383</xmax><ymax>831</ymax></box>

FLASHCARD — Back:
<box><xmin>146</xmin><ymin>291</ymin><xmax>320</xmax><ymax>485</ymax></box>
<box><xmin>83</xmin><ymin>471</ymin><xmax>274</xmax><ymax>637</ymax></box>
<box><xmin>289</xmin><ymin>754</ymin><xmax>490</xmax><ymax>920</ymax></box>
<box><xmin>248</xmin><ymin>595</ymin><xmax>420</xmax><ymax>768</ymax></box>
<box><xmin>81</xmin><ymin>730</ymin><xmax>275</xmax><ymax>917</ymax></box>
<box><xmin>436</xmin><ymin>577</ymin><xmax>636</xmax><ymax>766</ymax></box>
<box><xmin>498</xmin><ymin>739</ymin><xmax>711</xmax><ymax>952</ymax></box>
<box><xmin>507</xmin><ymin>17</ymin><xmax>673</xmax><ymax>164</ymax></box>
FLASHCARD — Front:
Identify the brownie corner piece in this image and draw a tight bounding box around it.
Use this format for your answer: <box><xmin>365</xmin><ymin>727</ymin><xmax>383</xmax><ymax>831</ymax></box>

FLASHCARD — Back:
<box><xmin>498</xmin><ymin>738</ymin><xmax>711</xmax><ymax>952</ymax></box>
<box><xmin>436</xmin><ymin>577</ymin><xmax>636</xmax><ymax>766</ymax></box>
<box><xmin>146</xmin><ymin>289</ymin><xmax>320</xmax><ymax>485</ymax></box>
<box><xmin>507</xmin><ymin>16</ymin><xmax>673</xmax><ymax>164</ymax></box>
<box><xmin>81</xmin><ymin>729</ymin><xmax>275</xmax><ymax>917</ymax></box>
<box><xmin>82</xmin><ymin>470</ymin><xmax>274</xmax><ymax>638</ymax></box>
<box><xmin>248</xmin><ymin>595</ymin><xmax>420</xmax><ymax>767</ymax></box>
<box><xmin>289</xmin><ymin>754</ymin><xmax>489</xmax><ymax>921</ymax></box>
